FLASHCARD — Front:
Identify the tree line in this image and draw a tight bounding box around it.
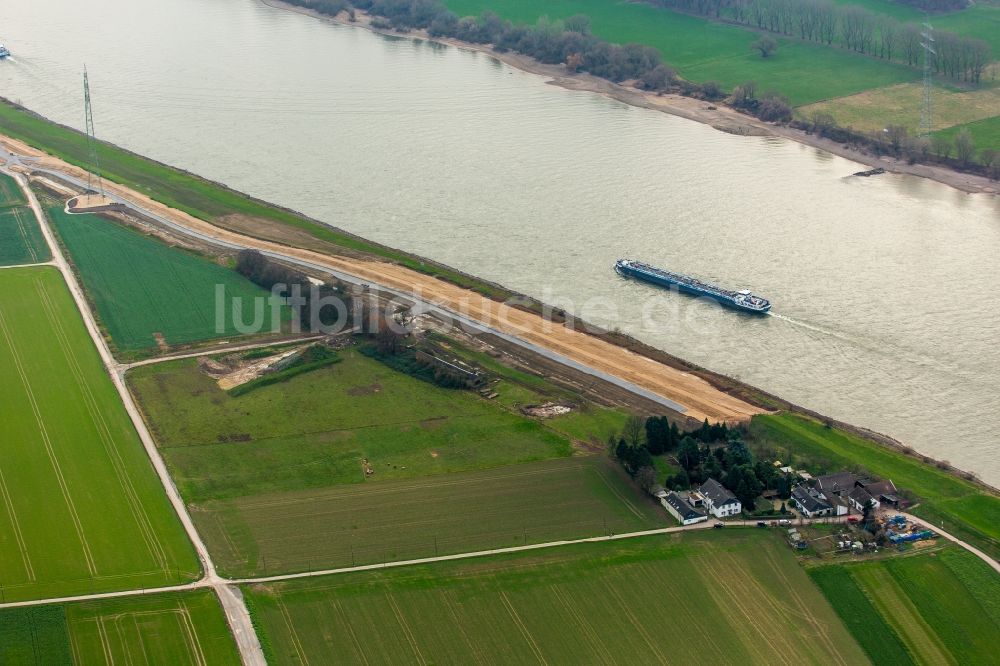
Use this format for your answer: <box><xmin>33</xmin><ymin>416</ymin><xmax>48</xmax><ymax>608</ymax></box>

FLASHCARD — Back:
<box><xmin>650</xmin><ymin>0</ymin><xmax>991</xmax><ymax>83</ymax></box>
<box><xmin>236</xmin><ymin>249</ymin><xmax>349</xmax><ymax>330</ymax></box>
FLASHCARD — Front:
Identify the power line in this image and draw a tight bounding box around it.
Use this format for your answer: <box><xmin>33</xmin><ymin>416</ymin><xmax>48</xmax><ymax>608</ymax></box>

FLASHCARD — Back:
<box><xmin>83</xmin><ymin>65</ymin><xmax>105</xmax><ymax>197</ymax></box>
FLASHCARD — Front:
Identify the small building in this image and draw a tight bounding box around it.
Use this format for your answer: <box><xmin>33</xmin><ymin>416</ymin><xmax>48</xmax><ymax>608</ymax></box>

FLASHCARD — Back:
<box><xmin>791</xmin><ymin>485</ymin><xmax>832</xmax><ymax>518</ymax></box>
<box><xmin>779</xmin><ymin>466</ymin><xmax>794</xmax><ymax>475</ymax></box>
<box><xmin>847</xmin><ymin>487</ymin><xmax>879</xmax><ymax>513</ymax></box>
<box><xmin>815</xmin><ymin>471</ymin><xmax>858</xmax><ymax>497</ymax></box>
<box><xmin>796</xmin><ymin>470</ymin><xmax>813</xmax><ymax>481</ymax></box>
<box><xmin>699</xmin><ymin>479</ymin><xmax>742</xmax><ymax>518</ymax></box>
<box><xmin>650</xmin><ymin>484</ymin><xmax>668</xmax><ymax>499</ymax></box>
<box><xmin>661</xmin><ymin>491</ymin><xmax>708</xmax><ymax>526</ymax></box>
<box><xmin>858</xmin><ymin>479</ymin><xmax>901</xmax><ymax>508</ymax></box>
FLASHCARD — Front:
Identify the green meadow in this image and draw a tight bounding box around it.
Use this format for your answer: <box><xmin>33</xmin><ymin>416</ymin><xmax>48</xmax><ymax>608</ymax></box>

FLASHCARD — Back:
<box><xmin>127</xmin><ymin>346</ymin><xmax>649</xmax><ymax>576</ymax></box>
<box><xmin>0</xmin><ymin>173</ymin><xmax>49</xmax><ymax>266</ymax></box>
<box><xmin>0</xmin><ymin>266</ymin><xmax>199</xmax><ymax>602</ymax></box>
<box><xmin>244</xmin><ymin>530</ymin><xmax>868</xmax><ymax>665</ymax></box>
<box><xmin>443</xmin><ymin>0</ymin><xmax>920</xmax><ymax>104</ymax></box>
<box><xmin>810</xmin><ymin>548</ymin><xmax>1000</xmax><ymax>665</ymax></box>
<box><xmin>934</xmin><ymin>115</ymin><xmax>1000</xmax><ymax>157</ymax></box>
<box><xmin>0</xmin><ymin>590</ymin><xmax>241</xmax><ymax>665</ymax></box>
<box><xmin>750</xmin><ymin>412</ymin><xmax>1000</xmax><ymax>562</ymax></box>
<box><xmin>46</xmin><ymin>203</ymin><xmax>282</xmax><ymax>355</ymax></box>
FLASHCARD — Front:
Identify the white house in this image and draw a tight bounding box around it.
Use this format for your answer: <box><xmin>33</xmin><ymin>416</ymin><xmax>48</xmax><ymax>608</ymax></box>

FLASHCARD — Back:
<box><xmin>791</xmin><ymin>485</ymin><xmax>832</xmax><ymax>518</ymax></box>
<box><xmin>698</xmin><ymin>479</ymin><xmax>741</xmax><ymax>518</ymax></box>
<box><xmin>661</xmin><ymin>491</ymin><xmax>708</xmax><ymax>526</ymax></box>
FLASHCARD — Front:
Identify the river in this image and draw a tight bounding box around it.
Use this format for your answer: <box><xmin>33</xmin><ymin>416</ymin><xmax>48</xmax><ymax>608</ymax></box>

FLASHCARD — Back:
<box><xmin>1</xmin><ymin>0</ymin><xmax>998</xmax><ymax>483</ymax></box>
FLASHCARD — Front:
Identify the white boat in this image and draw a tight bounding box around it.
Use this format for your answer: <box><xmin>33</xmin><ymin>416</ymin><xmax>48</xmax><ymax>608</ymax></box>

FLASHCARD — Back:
<box><xmin>0</xmin><ymin>44</ymin><xmax>11</xmax><ymax>59</ymax></box>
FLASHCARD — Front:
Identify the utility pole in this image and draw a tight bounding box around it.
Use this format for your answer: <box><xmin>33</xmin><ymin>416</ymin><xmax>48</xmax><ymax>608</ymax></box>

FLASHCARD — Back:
<box><xmin>919</xmin><ymin>17</ymin><xmax>936</xmax><ymax>138</ymax></box>
<box><xmin>83</xmin><ymin>66</ymin><xmax>105</xmax><ymax>197</ymax></box>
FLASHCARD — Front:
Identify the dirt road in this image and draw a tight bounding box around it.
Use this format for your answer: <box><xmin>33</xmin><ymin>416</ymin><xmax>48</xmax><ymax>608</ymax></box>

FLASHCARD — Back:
<box><xmin>0</xmin><ymin>134</ymin><xmax>763</xmax><ymax>423</ymax></box>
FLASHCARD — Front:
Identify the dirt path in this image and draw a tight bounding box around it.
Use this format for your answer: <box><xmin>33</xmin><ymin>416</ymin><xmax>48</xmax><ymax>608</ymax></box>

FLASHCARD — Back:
<box><xmin>0</xmin><ymin>134</ymin><xmax>762</xmax><ymax>423</ymax></box>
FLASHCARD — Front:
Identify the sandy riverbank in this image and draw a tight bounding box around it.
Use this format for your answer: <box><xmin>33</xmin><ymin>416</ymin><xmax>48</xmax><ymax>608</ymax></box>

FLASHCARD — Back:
<box><xmin>0</xmin><ymin>132</ymin><xmax>764</xmax><ymax>423</ymax></box>
<box><xmin>263</xmin><ymin>0</ymin><xmax>997</xmax><ymax>196</ymax></box>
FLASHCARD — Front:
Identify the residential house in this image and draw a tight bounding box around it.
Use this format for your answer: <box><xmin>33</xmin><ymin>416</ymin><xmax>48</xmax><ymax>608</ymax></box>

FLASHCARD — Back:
<box><xmin>661</xmin><ymin>491</ymin><xmax>708</xmax><ymax>526</ymax></box>
<box><xmin>699</xmin><ymin>479</ymin><xmax>742</xmax><ymax>518</ymax></box>
<box><xmin>858</xmin><ymin>479</ymin><xmax>903</xmax><ymax>508</ymax></box>
<box><xmin>791</xmin><ymin>485</ymin><xmax>832</xmax><ymax>518</ymax></box>
<box><xmin>815</xmin><ymin>472</ymin><xmax>858</xmax><ymax>497</ymax></box>
<box><xmin>847</xmin><ymin>486</ymin><xmax>879</xmax><ymax>513</ymax></box>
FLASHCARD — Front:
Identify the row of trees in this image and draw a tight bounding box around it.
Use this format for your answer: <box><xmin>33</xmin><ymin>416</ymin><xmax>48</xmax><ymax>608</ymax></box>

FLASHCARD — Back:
<box><xmin>235</xmin><ymin>250</ymin><xmax>349</xmax><ymax>329</ymax></box>
<box><xmin>651</xmin><ymin>0</ymin><xmax>992</xmax><ymax>83</ymax></box>
<box><xmin>288</xmin><ymin>0</ymin><xmax>678</xmax><ymax>88</ymax></box>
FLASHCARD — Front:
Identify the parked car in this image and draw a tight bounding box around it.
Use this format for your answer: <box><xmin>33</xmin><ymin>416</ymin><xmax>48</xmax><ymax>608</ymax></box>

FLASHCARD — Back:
<box><xmin>778</xmin><ymin>519</ymin><xmax>791</xmax><ymax>526</ymax></box>
<box><xmin>756</xmin><ymin>521</ymin><xmax>768</xmax><ymax>528</ymax></box>
<box><xmin>847</xmin><ymin>516</ymin><xmax>859</xmax><ymax>524</ymax></box>
<box><xmin>713</xmin><ymin>522</ymin><xmax>725</xmax><ymax>529</ymax></box>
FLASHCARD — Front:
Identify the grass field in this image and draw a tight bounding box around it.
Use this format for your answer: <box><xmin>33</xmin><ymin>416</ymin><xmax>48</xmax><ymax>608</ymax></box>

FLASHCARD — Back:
<box><xmin>244</xmin><ymin>530</ymin><xmax>868</xmax><ymax>665</ymax></box>
<box><xmin>127</xmin><ymin>346</ymin><xmax>650</xmax><ymax>576</ymax></box>
<box><xmin>0</xmin><ymin>590</ymin><xmax>241</xmax><ymax>665</ymax></box>
<box><xmin>0</xmin><ymin>101</ymin><xmax>516</xmax><ymax>301</ymax></box>
<box><xmin>934</xmin><ymin>115</ymin><xmax>1000</xmax><ymax>158</ymax></box>
<box><xmin>125</xmin><ymin>348</ymin><xmax>620</xmax><ymax>502</ymax></box>
<box><xmin>194</xmin><ymin>456</ymin><xmax>663</xmax><ymax>576</ymax></box>
<box><xmin>45</xmin><ymin>203</ymin><xmax>283</xmax><ymax>355</ymax></box>
<box><xmin>0</xmin><ymin>173</ymin><xmax>49</xmax><ymax>267</ymax></box>
<box><xmin>0</xmin><ymin>266</ymin><xmax>199</xmax><ymax>602</ymax></box>
<box><xmin>750</xmin><ymin>413</ymin><xmax>1000</xmax><ymax>561</ymax></box>
<box><xmin>810</xmin><ymin>548</ymin><xmax>1000</xmax><ymax>665</ymax></box>
<box><xmin>800</xmin><ymin>82</ymin><xmax>1000</xmax><ymax>148</ymax></box>
<box><xmin>444</xmin><ymin>0</ymin><xmax>921</xmax><ymax>105</ymax></box>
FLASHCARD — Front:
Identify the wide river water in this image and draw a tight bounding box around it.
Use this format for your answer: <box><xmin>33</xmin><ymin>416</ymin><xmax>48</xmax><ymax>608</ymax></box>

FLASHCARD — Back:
<box><xmin>2</xmin><ymin>0</ymin><xmax>998</xmax><ymax>483</ymax></box>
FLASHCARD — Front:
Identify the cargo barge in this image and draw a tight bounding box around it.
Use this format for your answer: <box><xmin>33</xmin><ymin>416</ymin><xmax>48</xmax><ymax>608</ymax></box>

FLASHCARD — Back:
<box><xmin>615</xmin><ymin>259</ymin><xmax>771</xmax><ymax>314</ymax></box>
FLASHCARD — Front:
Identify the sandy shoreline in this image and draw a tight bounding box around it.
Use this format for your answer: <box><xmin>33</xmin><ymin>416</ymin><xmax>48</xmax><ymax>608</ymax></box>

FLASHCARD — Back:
<box><xmin>262</xmin><ymin>0</ymin><xmax>997</xmax><ymax>196</ymax></box>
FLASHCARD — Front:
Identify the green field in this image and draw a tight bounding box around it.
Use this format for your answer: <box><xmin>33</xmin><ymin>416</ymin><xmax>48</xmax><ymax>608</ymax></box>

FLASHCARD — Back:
<box><xmin>244</xmin><ymin>530</ymin><xmax>868</xmax><ymax>665</ymax></box>
<box><xmin>128</xmin><ymin>350</ymin><xmax>582</xmax><ymax>501</ymax></box>
<box><xmin>810</xmin><ymin>548</ymin><xmax>1000</xmax><ymax>665</ymax></box>
<box><xmin>194</xmin><ymin>456</ymin><xmax>662</xmax><ymax>576</ymax></box>
<box><xmin>0</xmin><ymin>590</ymin><xmax>241</xmax><ymax>665</ymax></box>
<box><xmin>444</xmin><ymin>0</ymin><xmax>921</xmax><ymax>105</ymax></box>
<box><xmin>127</xmin><ymin>347</ymin><xmax>650</xmax><ymax>576</ymax></box>
<box><xmin>750</xmin><ymin>413</ymin><xmax>1000</xmax><ymax>561</ymax></box>
<box><xmin>0</xmin><ymin>173</ymin><xmax>49</xmax><ymax>267</ymax></box>
<box><xmin>934</xmin><ymin>115</ymin><xmax>1000</xmax><ymax>158</ymax></box>
<box><xmin>0</xmin><ymin>266</ymin><xmax>199</xmax><ymax>602</ymax></box>
<box><xmin>45</xmin><ymin>203</ymin><xmax>283</xmax><ymax>355</ymax></box>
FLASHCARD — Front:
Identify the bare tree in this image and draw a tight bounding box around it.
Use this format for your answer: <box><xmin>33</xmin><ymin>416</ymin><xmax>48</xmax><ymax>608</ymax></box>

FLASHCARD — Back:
<box><xmin>953</xmin><ymin>129</ymin><xmax>976</xmax><ymax>165</ymax></box>
<box><xmin>636</xmin><ymin>466</ymin><xmax>658</xmax><ymax>493</ymax></box>
<box><xmin>931</xmin><ymin>134</ymin><xmax>953</xmax><ymax>160</ymax></box>
<box><xmin>624</xmin><ymin>415</ymin><xmax>646</xmax><ymax>448</ymax></box>
<box><xmin>752</xmin><ymin>35</ymin><xmax>779</xmax><ymax>57</ymax></box>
